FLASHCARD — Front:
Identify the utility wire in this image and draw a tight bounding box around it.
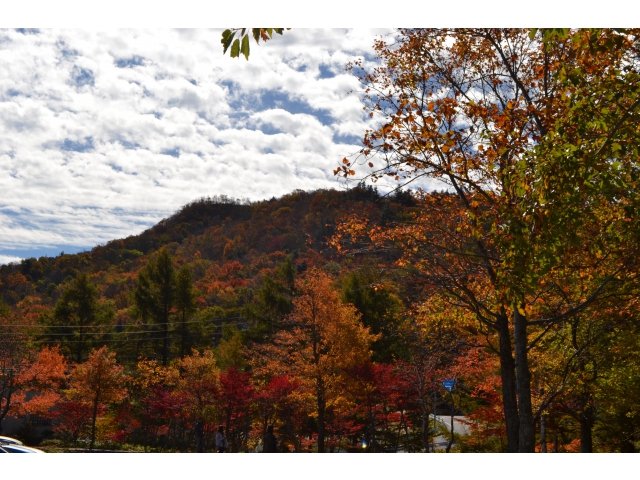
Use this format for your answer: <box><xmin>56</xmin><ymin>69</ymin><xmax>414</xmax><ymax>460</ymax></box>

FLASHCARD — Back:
<box><xmin>23</xmin><ymin>322</ymin><xmax>248</xmax><ymax>344</ymax></box>
<box><xmin>38</xmin><ymin>327</ymin><xmax>249</xmax><ymax>343</ymax></box>
<box><xmin>2</xmin><ymin>320</ymin><xmax>251</xmax><ymax>341</ymax></box>
<box><xmin>3</xmin><ymin>321</ymin><xmax>251</xmax><ymax>337</ymax></box>
<box><xmin>0</xmin><ymin>316</ymin><xmax>245</xmax><ymax>329</ymax></box>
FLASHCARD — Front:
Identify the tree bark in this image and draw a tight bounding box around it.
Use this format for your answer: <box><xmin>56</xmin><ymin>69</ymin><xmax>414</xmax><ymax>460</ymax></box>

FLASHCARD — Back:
<box><xmin>514</xmin><ymin>304</ymin><xmax>535</xmax><ymax>452</ymax></box>
<box><xmin>369</xmin><ymin>405</ymin><xmax>376</xmax><ymax>452</ymax></box>
<box><xmin>496</xmin><ymin>313</ymin><xmax>520</xmax><ymax>452</ymax></box>
<box><xmin>0</xmin><ymin>378</ymin><xmax>14</xmax><ymax>434</ymax></box>
<box><xmin>540</xmin><ymin>414</ymin><xmax>547</xmax><ymax>453</ymax></box>
<box><xmin>418</xmin><ymin>375</ymin><xmax>430</xmax><ymax>452</ymax></box>
<box><xmin>580</xmin><ymin>406</ymin><xmax>594</xmax><ymax>453</ymax></box>
<box><xmin>317</xmin><ymin>384</ymin><xmax>325</xmax><ymax>453</ymax></box>
<box><xmin>90</xmin><ymin>397</ymin><xmax>99</xmax><ymax>450</ymax></box>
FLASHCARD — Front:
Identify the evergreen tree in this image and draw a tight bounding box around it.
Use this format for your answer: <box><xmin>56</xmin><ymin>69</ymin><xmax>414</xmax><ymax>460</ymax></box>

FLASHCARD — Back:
<box><xmin>175</xmin><ymin>264</ymin><xmax>196</xmax><ymax>359</ymax></box>
<box><xmin>341</xmin><ymin>267</ymin><xmax>403</xmax><ymax>363</ymax></box>
<box><xmin>133</xmin><ymin>248</ymin><xmax>176</xmax><ymax>366</ymax></box>
<box><xmin>52</xmin><ymin>273</ymin><xmax>98</xmax><ymax>363</ymax></box>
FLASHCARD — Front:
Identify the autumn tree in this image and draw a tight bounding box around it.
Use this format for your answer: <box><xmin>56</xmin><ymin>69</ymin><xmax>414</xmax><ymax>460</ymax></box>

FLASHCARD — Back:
<box><xmin>0</xmin><ymin>307</ymin><xmax>29</xmax><ymax>434</ymax></box>
<box><xmin>0</xmin><ymin>305</ymin><xmax>66</xmax><ymax>433</ymax></box>
<box><xmin>252</xmin><ymin>268</ymin><xmax>377</xmax><ymax>452</ymax></box>
<box><xmin>335</xmin><ymin>28</ymin><xmax>640</xmax><ymax>452</ymax></box>
<box><xmin>217</xmin><ymin>367</ymin><xmax>255</xmax><ymax>452</ymax></box>
<box><xmin>53</xmin><ymin>400</ymin><xmax>97</xmax><ymax>444</ymax></box>
<box><xmin>176</xmin><ymin>349</ymin><xmax>219</xmax><ymax>419</ymax></box>
<box><xmin>340</xmin><ymin>362</ymin><xmax>392</xmax><ymax>452</ymax></box>
<box><xmin>10</xmin><ymin>346</ymin><xmax>67</xmax><ymax>419</ymax></box>
<box><xmin>67</xmin><ymin>346</ymin><xmax>127</xmax><ymax>449</ymax></box>
<box><xmin>395</xmin><ymin>298</ymin><xmax>472</xmax><ymax>452</ymax></box>
<box><xmin>0</xmin><ymin>342</ymin><xmax>67</xmax><ymax>433</ymax></box>
<box><xmin>128</xmin><ymin>359</ymin><xmax>179</xmax><ymax>450</ymax></box>
<box><xmin>254</xmin><ymin>374</ymin><xmax>305</xmax><ymax>452</ymax></box>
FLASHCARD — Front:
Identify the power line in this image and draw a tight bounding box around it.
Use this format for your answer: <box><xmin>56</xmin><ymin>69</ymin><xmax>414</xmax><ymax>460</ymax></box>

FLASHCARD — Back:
<box><xmin>2</xmin><ymin>321</ymin><xmax>250</xmax><ymax>337</ymax></box>
<box><xmin>4</xmin><ymin>329</ymin><xmax>199</xmax><ymax>337</ymax></box>
<box><xmin>36</xmin><ymin>326</ymin><xmax>249</xmax><ymax>344</ymax></box>
<box><xmin>0</xmin><ymin>316</ymin><xmax>246</xmax><ymax>329</ymax></box>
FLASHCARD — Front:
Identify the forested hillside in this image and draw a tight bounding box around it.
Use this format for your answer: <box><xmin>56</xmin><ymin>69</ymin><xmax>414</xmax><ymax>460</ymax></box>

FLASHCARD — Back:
<box><xmin>0</xmin><ymin>187</ymin><xmax>424</xmax><ymax>452</ymax></box>
<box><xmin>2</xmin><ymin>185</ymin><xmax>638</xmax><ymax>453</ymax></box>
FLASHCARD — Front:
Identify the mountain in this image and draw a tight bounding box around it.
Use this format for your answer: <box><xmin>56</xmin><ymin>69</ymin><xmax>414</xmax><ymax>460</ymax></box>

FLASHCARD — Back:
<box><xmin>0</xmin><ymin>186</ymin><xmax>416</xmax><ymax>363</ymax></box>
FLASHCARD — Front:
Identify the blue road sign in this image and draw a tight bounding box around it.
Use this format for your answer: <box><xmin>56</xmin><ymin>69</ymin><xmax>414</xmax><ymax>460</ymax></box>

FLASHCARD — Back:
<box><xmin>442</xmin><ymin>378</ymin><xmax>456</xmax><ymax>392</ymax></box>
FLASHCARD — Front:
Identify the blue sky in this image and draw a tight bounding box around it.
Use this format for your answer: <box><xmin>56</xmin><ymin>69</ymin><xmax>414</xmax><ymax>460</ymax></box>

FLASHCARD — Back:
<box><xmin>0</xmin><ymin>28</ymin><xmax>398</xmax><ymax>265</ymax></box>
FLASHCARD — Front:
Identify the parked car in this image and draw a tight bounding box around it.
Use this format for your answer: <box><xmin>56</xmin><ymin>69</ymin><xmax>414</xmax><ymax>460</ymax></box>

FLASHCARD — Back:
<box><xmin>0</xmin><ymin>444</ymin><xmax>46</xmax><ymax>453</ymax></box>
<box><xmin>0</xmin><ymin>436</ymin><xmax>24</xmax><ymax>446</ymax></box>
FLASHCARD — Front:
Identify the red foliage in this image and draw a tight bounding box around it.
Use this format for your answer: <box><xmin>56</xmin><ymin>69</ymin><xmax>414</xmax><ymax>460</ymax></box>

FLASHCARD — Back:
<box><xmin>218</xmin><ymin>368</ymin><xmax>255</xmax><ymax>421</ymax></box>
<box><xmin>53</xmin><ymin>400</ymin><xmax>104</xmax><ymax>443</ymax></box>
<box><xmin>105</xmin><ymin>400</ymin><xmax>141</xmax><ymax>444</ymax></box>
<box><xmin>217</xmin><ymin>367</ymin><xmax>255</xmax><ymax>451</ymax></box>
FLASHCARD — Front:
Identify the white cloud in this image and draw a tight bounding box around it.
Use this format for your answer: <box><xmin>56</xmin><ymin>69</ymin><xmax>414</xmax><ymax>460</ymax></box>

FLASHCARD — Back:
<box><xmin>0</xmin><ymin>28</ymin><xmax>395</xmax><ymax>261</ymax></box>
<box><xmin>0</xmin><ymin>254</ymin><xmax>22</xmax><ymax>265</ymax></box>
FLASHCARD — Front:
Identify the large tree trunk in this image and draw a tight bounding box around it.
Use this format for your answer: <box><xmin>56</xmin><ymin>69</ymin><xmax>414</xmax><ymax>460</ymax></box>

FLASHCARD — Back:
<box><xmin>514</xmin><ymin>305</ymin><xmax>535</xmax><ymax>452</ymax></box>
<box><xmin>496</xmin><ymin>313</ymin><xmax>520</xmax><ymax>452</ymax></box>
<box><xmin>580</xmin><ymin>406</ymin><xmax>594</xmax><ymax>453</ymax></box>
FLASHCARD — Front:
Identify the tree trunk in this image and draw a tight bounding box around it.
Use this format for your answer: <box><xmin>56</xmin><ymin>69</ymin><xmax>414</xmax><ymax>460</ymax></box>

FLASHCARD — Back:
<box><xmin>317</xmin><ymin>387</ymin><xmax>325</xmax><ymax>453</ymax></box>
<box><xmin>0</xmin><ymin>381</ymin><xmax>14</xmax><ymax>434</ymax></box>
<box><xmin>580</xmin><ymin>406</ymin><xmax>594</xmax><ymax>453</ymax></box>
<box><xmin>419</xmin><ymin>395</ymin><xmax>430</xmax><ymax>452</ymax></box>
<box><xmin>90</xmin><ymin>397</ymin><xmax>99</xmax><ymax>450</ymax></box>
<box><xmin>540</xmin><ymin>414</ymin><xmax>547</xmax><ymax>453</ymax></box>
<box><xmin>284</xmin><ymin>409</ymin><xmax>299</xmax><ymax>452</ymax></box>
<box><xmin>514</xmin><ymin>304</ymin><xmax>535</xmax><ymax>452</ymax></box>
<box><xmin>369</xmin><ymin>406</ymin><xmax>376</xmax><ymax>452</ymax></box>
<box><xmin>496</xmin><ymin>313</ymin><xmax>520</xmax><ymax>452</ymax></box>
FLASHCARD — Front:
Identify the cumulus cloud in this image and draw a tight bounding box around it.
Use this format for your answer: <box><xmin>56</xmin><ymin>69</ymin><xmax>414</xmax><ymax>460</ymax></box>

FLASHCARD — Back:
<box><xmin>0</xmin><ymin>28</ymin><xmax>395</xmax><ymax>264</ymax></box>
